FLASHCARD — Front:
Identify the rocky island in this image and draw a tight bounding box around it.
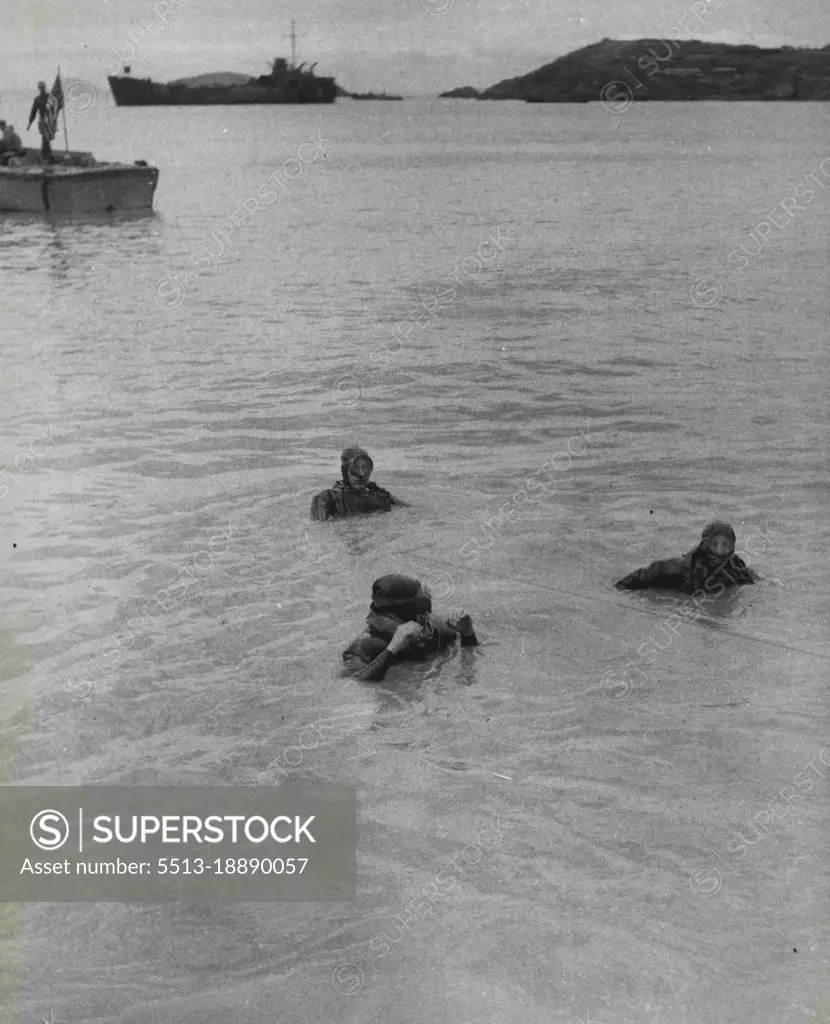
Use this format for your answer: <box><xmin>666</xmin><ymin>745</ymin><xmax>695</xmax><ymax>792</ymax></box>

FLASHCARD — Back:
<box><xmin>460</xmin><ymin>39</ymin><xmax>830</xmax><ymax>102</ymax></box>
<box><xmin>168</xmin><ymin>72</ymin><xmax>250</xmax><ymax>87</ymax></box>
<box><xmin>438</xmin><ymin>86</ymin><xmax>481</xmax><ymax>98</ymax></box>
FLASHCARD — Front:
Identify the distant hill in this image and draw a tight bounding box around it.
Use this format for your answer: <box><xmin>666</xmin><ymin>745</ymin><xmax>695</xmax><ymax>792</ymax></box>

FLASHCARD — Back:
<box><xmin>477</xmin><ymin>38</ymin><xmax>830</xmax><ymax>101</ymax></box>
<box><xmin>169</xmin><ymin>72</ymin><xmax>251</xmax><ymax>87</ymax></box>
<box><xmin>439</xmin><ymin>86</ymin><xmax>480</xmax><ymax>98</ymax></box>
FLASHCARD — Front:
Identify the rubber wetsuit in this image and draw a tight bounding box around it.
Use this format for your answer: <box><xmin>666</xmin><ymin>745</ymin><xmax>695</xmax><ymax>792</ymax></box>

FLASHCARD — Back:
<box><xmin>342</xmin><ymin>575</ymin><xmax>478</xmax><ymax>681</ymax></box>
<box><xmin>311</xmin><ymin>447</ymin><xmax>402</xmax><ymax>521</ymax></box>
<box><xmin>615</xmin><ymin>521</ymin><xmax>759</xmax><ymax>595</ymax></box>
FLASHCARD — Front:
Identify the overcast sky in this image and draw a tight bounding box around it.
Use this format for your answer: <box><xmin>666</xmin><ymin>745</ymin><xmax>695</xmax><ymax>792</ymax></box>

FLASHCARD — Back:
<box><xmin>2</xmin><ymin>0</ymin><xmax>829</xmax><ymax>95</ymax></box>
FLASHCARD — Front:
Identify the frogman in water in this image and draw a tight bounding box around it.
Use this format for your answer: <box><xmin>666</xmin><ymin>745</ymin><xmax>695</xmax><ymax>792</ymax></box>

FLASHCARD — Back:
<box><xmin>342</xmin><ymin>574</ymin><xmax>479</xmax><ymax>681</ymax></box>
<box><xmin>615</xmin><ymin>521</ymin><xmax>759</xmax><ymax>595</ymax></box>
<box><xmin>310</xmin><ymin>447</ymin><xmax>408</xmax><ymax>521</ymax></box>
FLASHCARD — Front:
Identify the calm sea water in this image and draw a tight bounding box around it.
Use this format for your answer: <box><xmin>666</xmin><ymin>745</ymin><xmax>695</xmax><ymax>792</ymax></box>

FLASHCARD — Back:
<box><xmin>1</xmin><ymin>92</ymin><xmax>828</xmax><ymax>1024</ymax></box>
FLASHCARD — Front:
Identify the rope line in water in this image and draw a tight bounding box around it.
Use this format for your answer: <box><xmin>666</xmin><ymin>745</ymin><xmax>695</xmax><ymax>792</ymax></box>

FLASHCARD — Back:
<box><xmin>404</xmin><ymin>552</ymin><xmax>830</xmax><ymax>664</ymax></box>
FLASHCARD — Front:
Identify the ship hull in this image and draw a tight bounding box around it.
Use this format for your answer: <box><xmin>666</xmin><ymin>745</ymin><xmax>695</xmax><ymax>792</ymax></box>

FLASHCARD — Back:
<box><xmin>108</xmin><ymin>75</ymin><xmax>337</xmax><ymax>106</ymax></box>
<box><xmin>0</xmin><ymin>152</ymin><xmax>158</xmax><ymax>214</ymax></box>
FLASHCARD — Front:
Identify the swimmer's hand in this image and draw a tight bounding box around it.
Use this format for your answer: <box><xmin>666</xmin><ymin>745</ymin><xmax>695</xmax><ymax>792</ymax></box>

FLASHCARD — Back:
<box><xmin>387</xmin><ymin>621</ymin><xmax>425</xmax><ymax>654</ymax></box>
<box><xmin>445</xmin><ymin>610</ymin><xmax>474</xmax><ymax>637</ymax></box>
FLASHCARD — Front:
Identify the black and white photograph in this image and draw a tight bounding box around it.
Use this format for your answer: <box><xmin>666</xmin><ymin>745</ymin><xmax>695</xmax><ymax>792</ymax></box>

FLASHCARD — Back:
<box><xmin>0</xmin><ymin>0</ymin><xmax>828</xmax><ymax>1021</ymax></box>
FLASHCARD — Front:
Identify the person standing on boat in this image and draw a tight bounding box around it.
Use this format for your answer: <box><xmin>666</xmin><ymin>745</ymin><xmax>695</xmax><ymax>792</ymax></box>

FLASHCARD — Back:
<box><xmin>26</xmin><ymin>80</ymin><xmax>55</xmax><ymax>163</ymax></box>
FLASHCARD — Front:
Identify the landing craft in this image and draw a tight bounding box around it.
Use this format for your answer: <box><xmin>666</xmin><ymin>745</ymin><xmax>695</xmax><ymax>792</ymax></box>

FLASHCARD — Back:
<box><xmin>0</xmin><ymin>150</ymin><xmax>158</xmax><ymax>214</ymax></box>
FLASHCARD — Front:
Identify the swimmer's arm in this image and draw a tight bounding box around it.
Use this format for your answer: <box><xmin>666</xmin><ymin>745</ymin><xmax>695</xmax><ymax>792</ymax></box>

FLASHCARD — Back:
<box><xmin>444</xmin><ymin>611</ymin><xmax>479</xmax><ymax>647</ymax></box>
<box><xmin>342</xmin><ymin>648</ymin><xmax>394</xmax><ymax>682</ymax></box>
<box><xmin>615</xmin><ymin>559</ymin><xmax>686</xmax><ymax>590</ymax></box>
<box><xmin>310</xmin><ymin>490</ymin><xmax>335</xmax><ymax>521</ymax></box>
<box><xmin>343</xmin><ymin>634</ymin><xmax>412</xmax><ymax>681</ymax></box>
<box><xmin>342</xmin><ymin>623</ymin><xmax>423</xmax><ymax>680</ymax></box>
<box><xmin>730</xmin><ymin>555</ymin><xmax>760</xmax><ymax>584</ymax></box>
<box><xmin>370</xmin><ymin>484</ymin><xmax>409</xmax><ymax>508</ymax></box>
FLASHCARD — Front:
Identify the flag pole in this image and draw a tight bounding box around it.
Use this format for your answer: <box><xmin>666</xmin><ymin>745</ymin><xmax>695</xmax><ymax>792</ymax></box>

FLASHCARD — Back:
<box><xmin>58</xmin><ymin>65</ymin><xmax>69</xmax><ymax>153</ymax></box>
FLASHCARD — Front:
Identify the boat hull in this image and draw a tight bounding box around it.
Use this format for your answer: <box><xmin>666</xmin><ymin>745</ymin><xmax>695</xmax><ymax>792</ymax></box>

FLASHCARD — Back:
<box><xmin>108</xmin><ymin>75</ymin><xmax>337</xmax><ymax>105</ymax></box>
<box><xmin>0</xmin><ymin>161</ymin><xmax>159</xmax><ymax>214</ymax></box>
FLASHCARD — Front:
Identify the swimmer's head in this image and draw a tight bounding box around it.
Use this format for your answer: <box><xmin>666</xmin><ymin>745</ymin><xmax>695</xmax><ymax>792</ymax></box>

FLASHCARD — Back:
<box><xmin>370</xmin><ymin>574</ymin><xmax>432</xmax><ymax>621</ymax></box>
<box><xmin>700</xmin><ymin>521</ymin><xmax>736</xmax><ymax>562</ymax></box>
<box><xmin>341</xmin><ymin>446</ymin><xmax>374</xmax><ymax>491</ymax></box>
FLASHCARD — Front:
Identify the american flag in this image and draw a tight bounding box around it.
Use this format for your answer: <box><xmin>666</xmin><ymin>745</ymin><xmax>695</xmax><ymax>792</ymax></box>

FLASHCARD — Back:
<box><xmin>42</xmin><ymin>73</ymin><xmax>64</xmax><ymax>140</ymax></box>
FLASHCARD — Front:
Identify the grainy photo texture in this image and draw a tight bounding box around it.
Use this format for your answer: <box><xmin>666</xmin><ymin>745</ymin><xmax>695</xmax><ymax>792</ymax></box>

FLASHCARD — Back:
<box><xmin>0</xmin><ymin>2</ymin><xmax>827</xmax><ymax>1023</ymax></box>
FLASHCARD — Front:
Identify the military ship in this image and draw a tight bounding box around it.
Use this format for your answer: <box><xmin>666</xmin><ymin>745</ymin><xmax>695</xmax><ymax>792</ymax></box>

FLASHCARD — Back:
<box><xmin>108</xmin><ymin>21</ymin><xmax>337</xmax><ymax>106</ymax></box>
<box><xmin>350</xmin><ymin>91</ymin><xmax>403</xmax><ymax>100</ymax></box>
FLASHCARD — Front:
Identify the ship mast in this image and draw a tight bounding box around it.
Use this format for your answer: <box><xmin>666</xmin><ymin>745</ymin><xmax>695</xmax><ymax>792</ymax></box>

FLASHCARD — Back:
<box><xmin>289</xmin><ymin>19</ymin><xmax>298</xmax><ymax>70</ymax></box>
